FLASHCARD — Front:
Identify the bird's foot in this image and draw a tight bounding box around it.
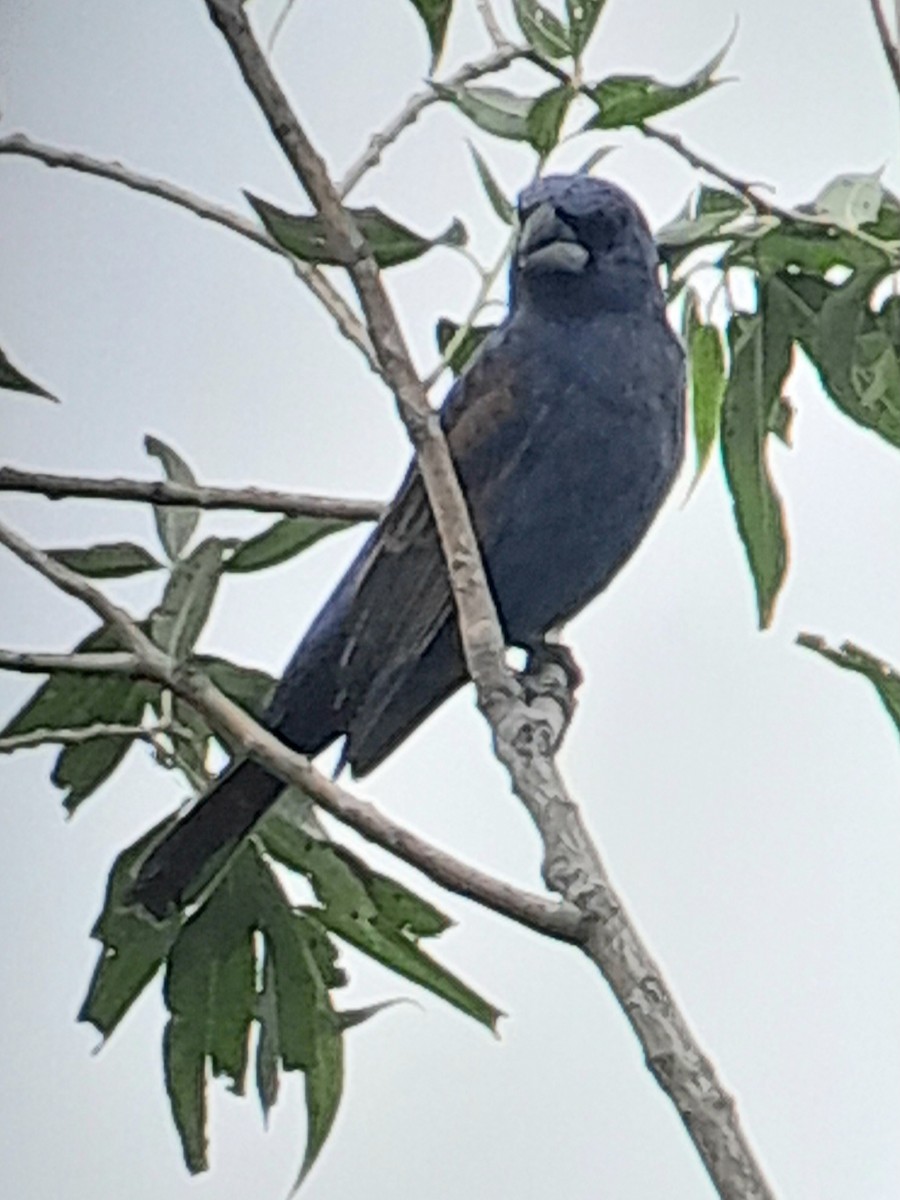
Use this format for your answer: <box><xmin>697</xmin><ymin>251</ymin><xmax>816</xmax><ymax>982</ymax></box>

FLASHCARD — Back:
<box><xmin>517</xmin><ymin>640</ymin><xmax>582</xmax><ymax>748</ymax></box>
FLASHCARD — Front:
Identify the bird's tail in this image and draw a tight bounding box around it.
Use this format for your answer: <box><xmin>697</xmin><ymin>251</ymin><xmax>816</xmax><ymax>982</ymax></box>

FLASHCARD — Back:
<box><xmin>130</xmin><ymin>758</ymin><xmax>284</xmax><ymax>918</ymax></box>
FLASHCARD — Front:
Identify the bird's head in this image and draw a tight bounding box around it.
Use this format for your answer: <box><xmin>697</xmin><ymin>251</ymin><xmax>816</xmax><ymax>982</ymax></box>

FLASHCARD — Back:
<box><xmin>511</xmin><ymin>175</ymin><xmax>661</xmax><ymax>319</ymax></box>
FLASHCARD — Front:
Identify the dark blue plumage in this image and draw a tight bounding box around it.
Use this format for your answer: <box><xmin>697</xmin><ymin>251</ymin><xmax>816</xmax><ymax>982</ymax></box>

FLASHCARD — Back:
<box><xmin>134</xmin><ymin>175</ymin><xmax>684</xmax><ymax>915</ymax></box>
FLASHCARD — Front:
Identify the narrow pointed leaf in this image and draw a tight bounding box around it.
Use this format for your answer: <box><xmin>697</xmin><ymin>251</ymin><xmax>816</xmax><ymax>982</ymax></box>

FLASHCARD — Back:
<box><xmin>224</xmin><ymin>516</ymin><xmax>352</xmax><ymax>574</ymax></box>
<box><xmin>1</xmin><ymin>622</ymin><xmax>156</xmax><ymax>810</ymax></box>
<box><xmin>436</xmin><ymin>318</ymin><xmax>497</xmax><ymax>375</ymax></box>
<box><xmin>720</xmin><ymin>307</ymin><xmax>790</xmax><ymax>628</ymax></box>
<box><xmin>47</xmin><ymin>542</ymin><xmax>163</xmax><ymax>578</ymax></box>
<box><xmin>79</xmin><ymin>820</ymin><xmax>182</xmax><ymax>1038</ymax></box>
<box><xmin>513</xmin><ymin>0</ymin><xmax>571</xmax><ymax>59</ymax></box>
<box><xmin>247</xmin><ymin>193</ymin><xmax>465</xmax><ymax>268</ymax></box>
<box><xmin>0</xmin><ymin>344</ymin><xmax>56</xmax><ymax>400</ymax></box>
<box><xmin>566</xmin><ymin>0</ymin><xmax>607</xmax><ymax>56</ymax></box>
<box><xmin>798</xmin><ymin>636</ymin><xmax>900</xmax><ymax>737</ymax></box>
<box><xmin>145</xmin><ymin>435</ymin><xmax>200</xmax><ymax>561</ymax></box>
<box><xmin>468</xmin><ymin>143</ymin><xmax>515</xmax><ymax>224</ymax></box>
<box><xmin>585</xmin><ymin>35</ymin><xmax>732</xmax><ymax>129</ymax></box>
<box><xmin>526</xmin><ymin>85</ymin><xmax>573</xmax><ymax>155</ymax></box>
<box><xmin>150</xmin><ymin>538</ymin><xmax>226</xmax><ymax>661</ymax></box>
<box><xmin>434</xmin><ymin>83</ymin><xmax>535</xmax><ymax>141</ymax></box>
<box><xmin>162</xmin><ymin>848</ymin><xmax>272</xmax><ymax>1172</ymax></box>
<box><xmin>684</xmin><ymin>294</ymin><xmax>727</xmax><ymax>482</ymax></box>
<box><xmin>404</xmin><ymin>0</ymin><xmax>453</xmax><ymax>67</ymax></box>
<box><xmin>262</xmin><ymin>821</ymin><xmax>500</xmax><ymax>1029</ymax></box>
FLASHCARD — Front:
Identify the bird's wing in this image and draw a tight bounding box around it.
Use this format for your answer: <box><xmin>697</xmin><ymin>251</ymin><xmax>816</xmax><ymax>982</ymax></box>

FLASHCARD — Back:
<box><xmin>337</xmin><ymin>340</ymin><xmax>553</xmax><ymax>765</ymax></box>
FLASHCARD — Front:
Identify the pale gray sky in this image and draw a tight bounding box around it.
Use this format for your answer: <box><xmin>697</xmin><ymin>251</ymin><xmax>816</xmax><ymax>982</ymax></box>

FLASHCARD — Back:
<box><xmin>1</xmin><ymin>2</ymin><xmax>898</xmax><ymax>1198</ymax></box>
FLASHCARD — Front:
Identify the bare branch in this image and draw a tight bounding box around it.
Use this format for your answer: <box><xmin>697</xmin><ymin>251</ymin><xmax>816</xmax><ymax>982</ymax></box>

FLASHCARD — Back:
<box><xmin>640</xmin><ymin>125</ymin><xmax>793</xmax><ymax>219</ymax></box>
<box><xmin>206</xmin><ymin>0</ymin><xmax>513</xmax><ymax>711</ymax></box>
<box><xmin>0</xmin><ymin>466</ymin><xmax>383</xmax><ymax>521</ymax></box>
<box><xmin>0</xmin><ymin>721</ymin><xmax>152</xmax><ymax>754</ymax></box>
<box><xmin>337</xmin><ymin>44</ymin><xmax>524</xmax><ymax>198</ymax></box>
<box><xmin>0</xmin><ymin>513</ymin><xmax>578</xmax><ymax>940</ymax></box>
<box><xmin>0</xmin><ymin>649</ymin><xmax>141</xmax><ymax>675</ymax></box>
<box><xmin>0</xmin><ymin>132</ymin><xmax>378</xmax><ymax>368</ymax></box>
<box><xmin>0</xmin><ymin>517</ymin><xmax>171</xmax><ymax>680</ymax></box>
<box><xmin>475</xmin><ymin>0</ymin><xmax>508</xmax><ymax>50</ymax></box>
<box><xmin>870</xmin><ymin>0</ymin><xmax>900</xmax><ymax>97</ymax></box>
<box><xmin>491</xmin><ymin>665</ymin><xmax>777</xmax><ymax>1200</ymax></box>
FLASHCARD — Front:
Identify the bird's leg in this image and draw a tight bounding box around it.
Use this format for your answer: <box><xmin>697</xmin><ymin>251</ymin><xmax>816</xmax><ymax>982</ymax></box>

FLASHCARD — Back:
<box><xmin>516</xmin><ymin>635</ymin><xmax>583</xmax><ymax>750</ymax></box>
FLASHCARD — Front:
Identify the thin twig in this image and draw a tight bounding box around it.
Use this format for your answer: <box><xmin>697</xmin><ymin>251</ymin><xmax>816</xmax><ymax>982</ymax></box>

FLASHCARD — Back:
<box><xmin>0</xmin><ymin>650</ymin><xmax>141</xmax><ymax>675</ymax></box>
<box><xmin>423</xmin><ymin>228</ymin><xmax>515</xmax><ymax>390</ymax></box>
<box><xmin>0</xmin><ymin>466</ymin><xmax>383</xmax><ymax>521</ymax></box>
<box><xmin>0</xmin><ymin>512</ymin><xmax>580</xmax><ymax>941</ymax></box>
<box><xmin>475</xmin><ymin>0</ymin><xmax>508</xmax><ymax>51</ymax></box>
<box><xmin>870</xmin><ymin>0</ymin><xmax>900</xmax><ymax>97</ymax></box>
<box><xmin>0</xmin><ymin>132</ymin><xmax>378</xmax><ymax>369</ymax></box>
<box><xmin>0</xmin><ymin>721</ymin><xmax>152</xmax><ymax>754</ymax></box>
<box><xmin>640</xmin><ymin>125</ymin><xmax>792</xmax><ymax>219</ymax></box>
<box><xmin>337</xmin><ymin>44</ymin><xmax>524</xmax><ymax>198</ymax></box>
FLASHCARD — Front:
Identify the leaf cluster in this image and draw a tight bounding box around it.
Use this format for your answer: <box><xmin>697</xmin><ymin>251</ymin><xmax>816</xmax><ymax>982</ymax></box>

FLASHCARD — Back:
<box><xmin>1</xmin><ymin>435</ymin><xmax>499</xmax><ymax>1180</ymax></box>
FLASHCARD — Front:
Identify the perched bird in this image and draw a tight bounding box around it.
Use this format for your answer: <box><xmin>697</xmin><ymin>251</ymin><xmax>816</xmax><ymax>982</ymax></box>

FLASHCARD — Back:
<box><xmin>133</xmin><ymin>174</ymin><xmax>685</xmax><ymax>916</ymax></box>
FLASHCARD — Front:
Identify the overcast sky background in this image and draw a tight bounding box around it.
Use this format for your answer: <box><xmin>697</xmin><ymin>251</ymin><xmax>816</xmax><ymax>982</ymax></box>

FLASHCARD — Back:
<box><xmin>1</xmin><ymin>1</ymin><xmax>899</xmax><ymax>1198</ymax></box>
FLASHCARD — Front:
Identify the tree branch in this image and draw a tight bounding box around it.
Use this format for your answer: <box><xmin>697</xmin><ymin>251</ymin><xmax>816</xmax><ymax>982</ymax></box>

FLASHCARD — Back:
<box><xmin>206</xmin><ymin>0</ymin><xmax>513</xmax><ymax>711</ymax></box>
<box><xmin>0</xmin><ymin>466</ymin><xmax>383</xmax><ymax>521</ymax></box>
<box><xmin>200</xmin><ymin>8</ymin><xmax>776</xmax><ymax>1196</ymax></box>
<box><xmin>0</xmin><ymin>514</ymin><xmax>579</xmax><ymax>941</ymax></box>
<box><xmin>475</xmin><ymin>0</ymin><xmax>508</xmax><ymax>51</ymax></box>
<box><xmin>0</xmin><ymin>649</ymin><xmax>141</xmax><ymax>675</ymax></box>
<box><xmin>0</xmin><ymin>131</ymin><xmax>378</xmax><ymax>369</ymax></box>
<box><xmin>0</xmin><ymin>721</ymin><xmax>153</xmax><ymax>754</ymax></box>
<box><xmin>870</xmin><ymin>0</ymin><xmax>900</xmax><ymax>97</ymax></box>
<box><xmin>336</xmin><ymin>43</ymin><xmax>524</xmax><ymax>198</ymax></box>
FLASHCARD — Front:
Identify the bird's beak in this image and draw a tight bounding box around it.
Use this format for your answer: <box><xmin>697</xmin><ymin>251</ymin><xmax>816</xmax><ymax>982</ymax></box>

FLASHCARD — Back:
<box><xmin>517</xmin><ymin>202</ymin><xmax>590</xmax><ymax>274</ymax></box>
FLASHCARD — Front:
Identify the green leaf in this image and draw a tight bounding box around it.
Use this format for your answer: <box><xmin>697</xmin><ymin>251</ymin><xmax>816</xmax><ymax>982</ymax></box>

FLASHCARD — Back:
<box><xmin>797</xmin><ymin>636</ymin><xmax>900</xmax><ymax>737</ymax></box>
<box><xmin>730</xmin><ymin>219</ymin><xmax>891</xmax><ymax>278</ymax></box>
<box><xmin>434</xmin><ymin>83</ymin><xmax>535</xmax><ymax>141</ymax></box>
<box><xmin>803</xmin><ymin>274</ymin><xmax>900</xmax><ymax>449</ymax></box>
<box><xmin>0</xmin><ymin>344</ymin><xmax>56</xmax><ymax>401</ymax></box>
<box><xmin>566</xmin><ymin>0</ymin><xmax>607</xmax><ymax>56</ymax></box>
<box><xmin>435</xmin><ymin>318</ymin><xmax>497</xmax><ymax>375</ymax></box>
<box><xmin>163</xmin><ymin>847</ymin><xmax>266</xmax><ymax>1171</ymax></box>
<box><xmin>812</xmin><ymin>171</ymin><xmax>885</xmax><ymax>233</ymax></box>
<box><xmin>145</xmin><ymin>435</ymin><xmax>200</xmax><ymax>561</ymax></box>
<box><xmin>684</xmin><ymin>294</ymin><xmax>727</xmax><ymax>483</ymax></box>
<box><xmin>0</xmin><ymin>623</ymin><xmax>156</xmax><ymax>811</ymax></box>
<box><xmin>192</xmin><ymin>656</ymin><xmax>278</xmax><ymax>718</ymax></box>
<box><xmin>255</xmin><ymin>947</ymin><xmax>280</xmax><ymax>1121</ymax></box>
<box><xmin>51</xmin><ymin>714</ymin><xmax>146</xmax><ymax>812</ymax></box>
<box><xmin>249</xmin><ymin>860</ymin><xmax>345</xmax><ymax>1186</ymax></box>
<box><xmin>79</xmin><ymin>820</ymin><xmax>182</xmax><ymax>1039</ymax></box>
<box><xmin>656</xmin><ymin>187</ymin><xmax>748</xmax><ymax>271</ymax></box>
<box><xmin>150</xmin><ymin>537</ymin><xmax>226</xmax><ymax>661</ymax></box>
<box><xmin>404</xmin><ymin>0</ymin><xmax>453</xmax><ymax>67</ymax></box>
<box><xmin>468</xmin><ymin>143</ymin><xmax>515</xmax><ymax>224</ymax></box>
<box><xmin>261</xmin><ymin>820</ymin><xmax>501</xmax><ymax>1030</ymax></box>
<box><xmin>585</xmin><ymin>37</ymin><xmax>731</xmax><ymax>129</ymax></box>
<box><xmin>47</xmin><ymin>542</ymin><xmax>163</xmax><ymax>578</ymax></box>
<box><xmin>526</xmin><ymin>85</ymin><xmax>573</xmax><ymax>156</ymax></box>
<box><xmin>720</xmin><ymin>305</ymin><xmax>791</xmax><ymax>628</ymax></box>
<box><xmin>513</xmin><ymin>0</ymin><xmax>571</xmax><ymax>59</ymax></box>
<box><xmin>224</xmin><ymin>516</ymin><xmax>352</xmax><ymax>574</ymax></box>
<box><xmin>246</xmin><ymin>193</ymin><xmax>466</xmax><ymax>268</ymax></box>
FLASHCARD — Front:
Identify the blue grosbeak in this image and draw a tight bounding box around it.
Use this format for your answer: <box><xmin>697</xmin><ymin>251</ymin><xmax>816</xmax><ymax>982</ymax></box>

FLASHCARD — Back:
<box><xmin>134</xmin><ymin>175</ymin><xmax>685</xmax><ymax>915</ymax></box>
